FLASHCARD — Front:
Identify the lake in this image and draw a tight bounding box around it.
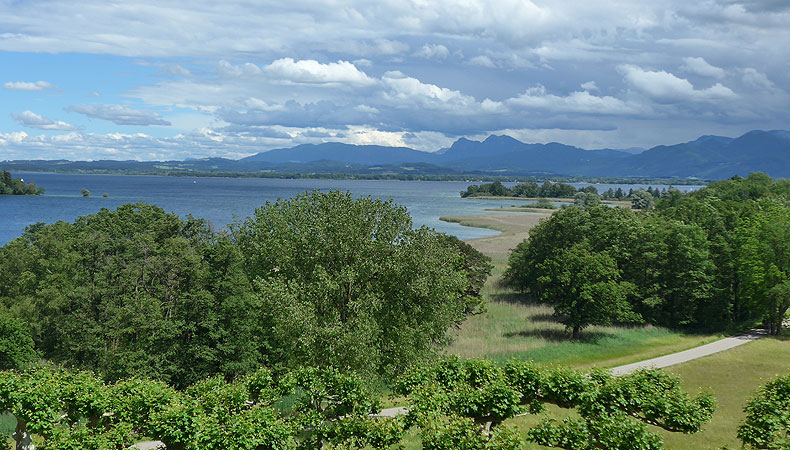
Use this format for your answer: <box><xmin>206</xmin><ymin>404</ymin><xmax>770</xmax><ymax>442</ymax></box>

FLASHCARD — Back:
<box><xmin>0</xmin><ymin>172</ymin><xmax>704</xmax><ymax>245</ymax></box>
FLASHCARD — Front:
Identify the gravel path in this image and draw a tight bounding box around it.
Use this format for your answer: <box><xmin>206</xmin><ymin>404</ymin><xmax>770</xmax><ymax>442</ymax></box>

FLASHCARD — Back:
<box><xmin>609</xmin><ymin>327</ymin><xmax>768</xmax><ymax>375</ymax></box>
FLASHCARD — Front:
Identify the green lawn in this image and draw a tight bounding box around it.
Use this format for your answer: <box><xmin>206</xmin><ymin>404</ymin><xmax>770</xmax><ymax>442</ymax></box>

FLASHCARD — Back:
<box><xmin>446</xmin><ymin>271</ymin><xmax>721</xmax><ymax>370</ymax></box>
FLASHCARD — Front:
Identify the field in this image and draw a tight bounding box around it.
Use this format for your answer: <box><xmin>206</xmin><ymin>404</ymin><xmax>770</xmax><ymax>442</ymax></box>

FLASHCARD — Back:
<box><xmin>441</xmin><ymin>211</ymin><xmax>720</xmax><ymax>368</ymax></box>
<box><xmin>439</xmin><ymin>207</ymin><xmax>789</xmax><ymax>450</ymax></box>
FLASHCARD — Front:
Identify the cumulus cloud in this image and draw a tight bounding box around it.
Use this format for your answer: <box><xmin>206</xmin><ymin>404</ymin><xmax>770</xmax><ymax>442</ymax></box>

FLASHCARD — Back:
<box><xmin>380</xmin><ymin>71</ymin><xmax>477</xmax><ymax>111</ymax></box>
<box><xmin>619</xmin><ymin>65</ymin><xmax>736</xmax><ymax>103</ymax></box>
<box><xmin>4</xmin><ymin>81</ymin><xmax>55</xmax><ymax>91</ymax></box>
<box><xmin>414</xmin><ymin>43</ymin><xmax>450</xmax><ymax>59</ymax></box>
<box><xmin>507</xmin><ymin>85</ymin><xmax>641</xmax><ymax>115</ymax></box>
<box><xmin>681</xmin><ymin>57</ymin><xmax>726</xmax><ymax>78</ymax></box>
<box><xmin>1</xmin><ymin>1</ymin><xmax>790</xmax><ymax>156</ymax></box>
<box><xmin>67</xmin><ymin>104</ymin><xmax>172</xmax><ymax>126</ymax></box>
<box><xmin>12</xmin><ymin>110</ymin><xmax>78</xmax><ymax>131</ymax></box>
<box><xmin>581</xmin><ymin>81</ymin><xmax>599</xmax><ymax>91</ymax></box>
<box><xmin>468</xmin><ymin>55</ymin><xmax>496</xmax><ymax>68</ymax></box>
<box><xmin>263</xmin><ymin>58</ymin><xmax>375</xmax><ymax>86</ymax></box>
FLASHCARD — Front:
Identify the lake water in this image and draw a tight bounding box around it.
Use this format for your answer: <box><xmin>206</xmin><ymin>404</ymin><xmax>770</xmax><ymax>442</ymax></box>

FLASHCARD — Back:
<box><xmin>0</xmin><ymin>172</ymin><xmax>704</xmax><ymax>245</ymax></box>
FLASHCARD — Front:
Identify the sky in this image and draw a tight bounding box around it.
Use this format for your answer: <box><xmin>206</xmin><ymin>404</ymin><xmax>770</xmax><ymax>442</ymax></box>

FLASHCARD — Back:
<box><xmin>0</xmin><ymin>0</ymin><xmax>788</xmax><ymax>161</ymax></box>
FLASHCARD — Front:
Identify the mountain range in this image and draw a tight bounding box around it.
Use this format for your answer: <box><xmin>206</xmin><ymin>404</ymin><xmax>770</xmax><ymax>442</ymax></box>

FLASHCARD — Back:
<box><xmin>3</xmin><ymin>130</ymin><xmax>789</xmax><ymax>180</ymax></box>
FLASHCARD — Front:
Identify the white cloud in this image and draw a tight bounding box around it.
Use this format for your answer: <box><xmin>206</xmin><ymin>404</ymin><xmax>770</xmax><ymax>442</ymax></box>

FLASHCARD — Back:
<box><xmin>681</xmin><ymin>57</ymin><xmax>726</xmax><ymax>78</ymax></box>
<box><xmin>4</xmin><ymin>81</ymin><xmax>55</xmax><ymax>91</ymax></box>
<box><xmin>12</xmin><ymin>110</ymin><xmax>78</xmax><ymax>131</ymax></box>
<box><xmin>740</xmin><ymin>68</ymin><xmax>775</xmax><ymax>89</ymax></box>
<box><xmin>263</xmin><ymin>58</ymin><xmax>375</xmax><ymax>86</ymax></box>
<box><xmin>581</xmin><ymin>81</ymin><xmax>599</xmax><ymax>91</ymax></box>
<box><xmin>507</xmin><ymin>85</ymin><xmax>641</xmax><ymax>115</ymax></box>
<box><xmin>67</xmin><ymin>104</ymin><xmax>172</xmax><ymax>126</ymax></box>
<box><xmin>414</xmin><ymin>43</ymin><xmax>450</xmax><ymax>59</ymax></box>
<box><xmin>380</xmin><ymin>71</ymin><xmax>478</xmax><ymax>112</ymax></box>
<box><xmin>468</xmin><ymin>55</ymin><xmax>496</xmax><ymax>68</ymax></box>
<box><xmin>619</xmin><ymin>65</ymin><xmax>736</xmax><ymax>103</ymax></box>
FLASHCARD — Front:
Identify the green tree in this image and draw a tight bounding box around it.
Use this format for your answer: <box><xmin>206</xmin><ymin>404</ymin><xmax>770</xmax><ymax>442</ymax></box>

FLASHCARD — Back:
<box><xmin>738</xmin><ymin>372</ymin><xmax>790</xmax><ymax>449</ymax></box>
<box><xmin>232</xmin><ymin>191</ymin><xmax>478</xmax><ymax>377</ymax></box>
<box><xmin>0</xmin><ymin>314</ymin><xmax>38</xmax><ymax>370</ymax></box>
<box><xmin>0</xmin><ymin>203</ymin><xmax>260</xmax><ymax>387</ymax></box>
<box><xmin>573</xmin><ymin>192</ymin><xmax>601</xmax><ymax>208</ymax></box>
<box><xmin>536</xmin><ymin>243</ymin><xmax>636</xmax><ymax>339</ymax></box>
<box><xmin>511</xmin><ymin>182</ymin><xmax>539</xmax><ymax>198</ymax></box>
<box><xmin>740</xmin><ymin>198</ymin><xmax>790</xmax><ymax>335</ymax></box>
<box><xmin>631</xmin><ymin>189</ymin><xmax>655</xmax><ymax>209</ymax></box>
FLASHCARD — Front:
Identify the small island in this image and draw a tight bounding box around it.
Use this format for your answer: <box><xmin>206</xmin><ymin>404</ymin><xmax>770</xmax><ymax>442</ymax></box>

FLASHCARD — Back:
<box><xmin>0</xmin><ymin>170</ymin><xmax>44</xmax><ymax>195</ymax></box>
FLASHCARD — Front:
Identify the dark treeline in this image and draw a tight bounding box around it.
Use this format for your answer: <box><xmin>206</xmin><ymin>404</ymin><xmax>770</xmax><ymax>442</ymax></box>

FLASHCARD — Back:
<box><xmin>0</xmin><ymin>192</ymin><xmax>491</xmax><ymax>388</ymax></box>
<box><xmin>461</xmin><ymin>180</ymin><xmax>583</xmax><ymax>198</ymax></box>
<box><xmin>461</xmin><ymin>180</ymin><xmax>676</xmax><ymax>201</ymax></box>
<box><xmin>0</xmin><ymin>171</ymin><xmax>43</xmax><ymax>195</ymax></box>
<box><xmin>506</xmin><ymin>172</ymin><xmax>790</xmax><ymax>336</ymax></box>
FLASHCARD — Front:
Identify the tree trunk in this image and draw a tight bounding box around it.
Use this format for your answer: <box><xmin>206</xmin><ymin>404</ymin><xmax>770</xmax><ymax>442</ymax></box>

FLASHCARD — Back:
<box><xmin>572</xmin><ymin>325</ymin><xmax>580</xmax><ymax>340</ymax></box>
<box><xmin>13</xmin><ymin>418</ymin><xmax>34</xmax><ymax>450</ymax></box>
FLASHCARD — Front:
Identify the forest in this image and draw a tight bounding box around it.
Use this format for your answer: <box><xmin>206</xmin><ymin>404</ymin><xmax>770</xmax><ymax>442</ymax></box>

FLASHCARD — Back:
<box><xmin>505</xmin><ymin>172</ymin><xmax>790</xmax><ymax>338</ymax></box>
<box><xmin>1</xmin><ymin>175</ymin><xmax>790</xmax><ymax>449</ymax></box>
<box><xmin>0</xmin><ymin>171</ymin><xmax>43</xmax><ymax>196</ymax></box>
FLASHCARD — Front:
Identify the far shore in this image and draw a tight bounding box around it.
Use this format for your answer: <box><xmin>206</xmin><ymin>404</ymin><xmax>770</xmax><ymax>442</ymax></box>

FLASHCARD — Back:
<box><xmin>465</xmin><ymin>195</ymin><xmax>632</xmax><ymax>207</ymax></box>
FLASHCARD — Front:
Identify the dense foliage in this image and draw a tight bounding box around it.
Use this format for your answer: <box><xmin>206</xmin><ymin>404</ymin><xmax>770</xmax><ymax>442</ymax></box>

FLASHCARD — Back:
<box><xmin>506</xmin><ymin>173</ymin><xmax>790</xmax><ymax>335</ymax></box>
<box><xmin>231</xmin><ymin>191</ymin><xmax>486</xmax><ymax>377</ymax></box>
<box><xmin>1</xmin><ymin>360</ymin><xmax>714</xmax><ymax>450</ymax></box>
<box><xmin>0</xmin><ymin>365</ymin><xmax>399</xmax><ymax>450</ymax></box>
<box><xmin>738</xmin><ymin>372</ymin><xmax>790</xmax><ymax>449</ymax></box>
<box><xmin>394</xmin><ymin>357</ymin><xmax>714</xmax><ymax>450</ymax></box>
<box><xmin>0</xmin><ymin>193</ymin><xmax>489</xmax><ymax>385</ymax></box>
<box><xmin>0</xmin><ymin>171</ymin><xmax>43</xmax><ymax>195</ymax></box>
<box><xmin>461</xmin><ymin>181</ymin><xmax>580</xmax><ymax>198</ymax></box>
<box><xmin>0</xmin><ymin>313</ymin><xmax>38</xmax><ymax>371</ymax></box>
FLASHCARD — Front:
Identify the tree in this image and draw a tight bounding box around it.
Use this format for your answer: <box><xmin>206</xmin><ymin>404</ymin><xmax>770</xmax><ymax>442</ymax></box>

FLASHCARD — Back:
<box><xmin>738</xmin><ymin>372</ymin><xmax>790</xmax><ymax>449</ymax></box>
<box><xmin>573</xmin><ymin>191</ymin><xmax>600</xmax><ymax>208</ymax></box>
<box><xmin>0</xmin><ymin>171</ymin><xmax>43</xmax><ymax>196</ymax></box>
<box><xmin>0</xmin><ymin>203</ymin><xmax>261</xmax><ymax>388</ymax></box>
<box><xmin>232</xmin><ymin>190</ymin><xmax>478</xmax><ymax>377</ymax></box>
<box><xmin>740</xmin><ymin>198</ymin><xmax>790</xmax><ymax>335</ymax></box>
<box><xmin>631</xmin><ymin>189</ymin><xmax>654</xmax><ymax>209</ymax></box>
<box><xmin>511</xmin><ymin>182</ymin><xmax>539</xmax><ymax>198</ymax></box>
<box><xmin>536</xmin><ymin>244</ymin><xmax>635</xmax><ymax>339</ymax></box>
<box><xmin>395</xmin><ymin>358</ymin><xmax>713</xmax><ymax>450</ymax></box>
<box><xmin>0</xmin><ymin>314</ymin><xmax>38</xmax><ymax>370</ymax></box>
<box><xmin>437</xmin><ymin>234</ymin><xmax>493</xmax><ymax>314</ymax></box>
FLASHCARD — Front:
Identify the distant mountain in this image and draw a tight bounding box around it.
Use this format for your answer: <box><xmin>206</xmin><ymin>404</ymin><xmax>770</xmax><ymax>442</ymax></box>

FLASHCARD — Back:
<box><xmin>3</xmin><ymin>130</ymin><xmax>789</xmax><ymax>180</ymax></box>
<box><xmin>583</xmin><ymin>130</ymin><xmax>790</xmax><ymax>179</ymax></box>
<box><xmin>240</xmin><ymin>142</ymin><xmax>437</xmax><ymax>165</ymax></box>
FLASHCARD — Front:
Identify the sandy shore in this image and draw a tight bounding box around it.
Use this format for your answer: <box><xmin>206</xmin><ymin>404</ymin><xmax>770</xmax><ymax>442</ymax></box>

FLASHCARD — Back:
<box><xmin>440</xmin><ymin>212</ymin><xmax>551</xmax><ymax>263</ymax></box>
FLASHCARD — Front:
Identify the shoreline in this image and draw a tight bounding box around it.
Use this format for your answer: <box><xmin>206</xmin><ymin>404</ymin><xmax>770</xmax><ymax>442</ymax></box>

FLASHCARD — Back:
<box><xmin>465</xmin><ymin>195</ymin><xmax>632</xmax><ymax>206</ymax></box>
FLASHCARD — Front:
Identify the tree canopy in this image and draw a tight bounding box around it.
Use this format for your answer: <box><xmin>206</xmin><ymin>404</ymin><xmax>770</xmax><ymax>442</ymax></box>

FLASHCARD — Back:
<box><xmin>0</xmin><ymin>171</ymin><xmax>43</xmax><ymax>195</ymax></box>
<box><xmin>231</xmin><ymin>190</ymin><xmax>487</xmax><ymax>377</ymax></box>
<box><xmin>0</xmin><ymin>193</ymin><xmax>488</xmax><ymax>385</ymax></box>
<box><xmin>506</xmin><ymin>173</ymin><xmax>790</xmax><ymax>334</ymax></box>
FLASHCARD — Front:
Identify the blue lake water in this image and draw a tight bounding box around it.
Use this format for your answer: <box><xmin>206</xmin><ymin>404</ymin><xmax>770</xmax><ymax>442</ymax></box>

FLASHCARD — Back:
<box><xmin>0</xmin><ymin>172</ymin><xmax>704</xmax><ymax>245</ymax></box>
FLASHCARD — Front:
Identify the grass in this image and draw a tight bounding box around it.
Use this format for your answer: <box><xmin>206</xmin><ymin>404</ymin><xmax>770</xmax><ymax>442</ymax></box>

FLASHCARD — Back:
<box><xmin>445</xmin><ymin>274</ymin><xmax>721</xmax><ymax>370</ymax></box>
<box><xmin>438</xmin><ymin>207</ymin><xmax>789</xmax><ymax>450</ymax></box>
<box><xmin>658</xmin><ymin>335</ymin><xmax>790</xmax><ymax>449</ymax></box>
<box><xmin>442</xmin><ymin>211</ymin><xmax>720</xmax><ymax>369</ymax></box>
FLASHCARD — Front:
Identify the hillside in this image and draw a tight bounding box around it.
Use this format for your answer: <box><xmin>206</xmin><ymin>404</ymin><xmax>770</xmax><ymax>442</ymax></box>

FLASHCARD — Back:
<box><xmin>2</xmin><ymin>129</ymin><xmax>788</xmax><ymax>179</ymax></box>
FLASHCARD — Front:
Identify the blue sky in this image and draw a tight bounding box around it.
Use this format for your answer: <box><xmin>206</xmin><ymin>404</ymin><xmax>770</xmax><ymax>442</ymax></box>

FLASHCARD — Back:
<box><xmin>1</xmin><ymin>0</ymin><xmax>789</xmax><ymax>160</ymax></box>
